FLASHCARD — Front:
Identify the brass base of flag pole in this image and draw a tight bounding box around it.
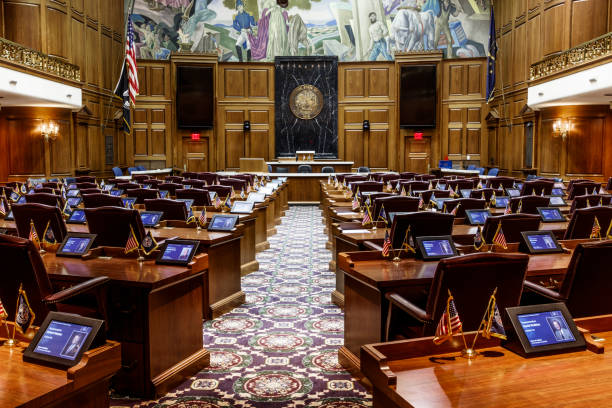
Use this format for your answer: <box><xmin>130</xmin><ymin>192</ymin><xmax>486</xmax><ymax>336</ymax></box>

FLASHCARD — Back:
<box><xmin>461</xmin><ymin>348</ymin><xmax>478</xmax><ymax>359</ymax></box>
<box><xmin>39</xmin><ymin>248</ymin><xmax>46</xmax><ymax>255</ymax></box>
<box><xmin>392</xmin><ymin>256</ymin><xmax>401</xmax><ymax>263</ymax></box>
<box><xmin>137</xmin><ymin>248</ymin><xmax>145</xmax><ymax>263</ymax></box>
<box><xmin>196</xmin><ymin>225</ymin><xmax>201</xmax><ymax>232</ymax></box>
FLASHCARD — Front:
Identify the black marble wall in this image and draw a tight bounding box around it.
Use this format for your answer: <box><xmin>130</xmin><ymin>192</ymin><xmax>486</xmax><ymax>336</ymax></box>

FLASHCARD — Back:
<box><xmin>274</xmin><ymin>56</ymin><xmax>338</xmax><ymax>159</ymax></box>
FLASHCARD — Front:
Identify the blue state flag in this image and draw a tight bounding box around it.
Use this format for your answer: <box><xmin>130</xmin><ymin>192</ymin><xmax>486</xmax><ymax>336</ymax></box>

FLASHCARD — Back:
<box><xmin>486</xmin><ymin>5</ymin><xmax>497</xmax><ymax>102</ymax></box>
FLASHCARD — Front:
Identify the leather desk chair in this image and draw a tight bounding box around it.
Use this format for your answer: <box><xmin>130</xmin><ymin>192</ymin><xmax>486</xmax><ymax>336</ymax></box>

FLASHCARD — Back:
<box><xmin>197</xmin><ymin>172</ymin><xmax>219</xmax><ymax>185</ymax></box>
<box><xmin>520</xmin><ymin>180</ymin><xmax>554</xmax><ymax>196</ymax></box>
<box><xmin>232</xmin><ymin>174</ymin><xmax>255</xmax><ymax>186</ymax></box>
<box><xmin>182</xmin><ymin>179</ymin><xmax>207</xmax><ymax>189</ymax></box>
<box><xmin>482</xmin><ymin>213</ymin><xmax>541</xmax><ymax>243</ymax></box>
<box><xmin>486</xmin><ymin>176</ymin><xmax>516</xmax><ymax>189</ymax></box>
<box><xmin>112</xmin><ymin>167</ymin><xmax>123</xmax><ymax>177</ymax></box>
<box><xmin>298</xmin><ymin>165</ymin><xmax>313</xmax><ymax>173</ymax></box>
<box><xmin>132</xmin><ymin>175</ymin><xmax>151</xmax><ymax>183</ymax></box>
<box><xmin>85</xmin><ymin>207</ymin><xmax>146</xmax><ymax>247</ymax></box>
<box><xmin>42</xmin><ymin>182</ymin><xmax>59</xmax><ymax>189</ymax></box>
<box><xmin>385</xmin><ymin>252</ymin><xmax>529</xmax><ymax>339</ymax></box>
<box><xmin>444</xmin><ymin>198</ymin><xmax>486</xmax><ymax>218</ymax></box>
<box><xmin>79</xmin><ymin>188</ymin><xmax>101</xmax><ymax>195</ymax></box>
<box><xmin>447</xmin><ymin>179</ymin><xmax>475</xmax><ymax>191</ymax></box>
<box><xmin>12</xmin><ymin>203</ymin><xmax>68</xmax><ymax>243</ymax></box>
<box><xmin>344</xmin><ymin>175</ymin><xmax>369</xmax><ymax>184</ymax></box>
<box><xmin>157</xmin><ymin>183</ymin><xmax>183</xmax><ymax>197</ymax></box>
<box><xmin>422</xmin><ymin>189</ymin><xmax>451</xmax><ymax>205</ymax></box>
<box><xmin>399</xmin><ymin>181</ymin><xmax>429</xmax><ymax>193</ymax></box>
<box><xmin>181</xmin><ymin>172</ymin><xmax>197</xmax><ymax>180</ymax></box>
<box><xmin>399</xmin><ymin>172</ymin><xmax>417</xmax><ymax>180</ymax></box>
<box><xmin>351</xmin><ymin>181</ymin><xmax>384</xmax><ymax>194</ymax></box>
<box><xmin>567</xmin><ymin>179</ymin><xmax>594</xmax><ymax>195</ymax></box>
<box><xmin>165</xmin><ymin>176</ymin><xmax>184</xmax><ymax>184</ymax></box>
<box><xmin>34</xmin><ymin>187</ymin><xmax>55</xmax><ymax>194</ymax></box>
<box><xmin>144</xmin><ymin>199</ymin><xmax>188</xmax><ymax>221</ymax></box>
<box><xmin>570</xmin><ymin>195</ymin><xmax>612</xmax><ymax>212</ymax></box>
<box><xmin>220</xmin><ymin>178</ymin><xmax>248</xmax><ymax>192</ymax></box>
<box><xmin>75</xmin><ymin>182</ymin><xmax>98</xmax><ymax>190</ymax></box>
<box><xmin>75</xmin><ymin>176</ymin><xmax>96</xmax><ymax>183</ymax></box>
<box><xmin>469</xmin><ymin>188</ymin><xmax>501</xmax><ymax>201</ymax></box>
<box><xmin>416</xmin><ymin>174</ymin><xmax>436</xmax><ymax>182</ymax></box>
<box><xmin>117</xmin><ymin>182</ymin><xmax>140</xmax><ymax>191</ymax></box>
<box><xmin>390</xmin><ymin>212</ymin><xmax>454</xmax><ymax>249</ymax></box>
<box><xmin>176</xmin><ymin>188</ymin><xmax>211</xmax><ymax>206</ymax></box>
<box><xmin>509</xmin><ymin>196</ymin><xmax>550</xmax><ymax>214</ymax></box>
<box><xmin>207</xmin><ymin>185</ymin><xmax>232</xmax><ymax>200</ymax></box>
<box><xmin>25</xmin><ymin>192</ymin><xmax>63</xmax><ymax>208</ymax></box>
<box><xmin>0</xmin><ymin>234</ymin><xmax>109</xmax><ymax>327</ymax></box>
<box><xmin>568</xmin><ymin>182</ymin><xmax>601</xmax><ymax>200</ymax></box>
<box><xmin>366</xmin><ymin>193</ymin><xmax>394</xmax><ymax>215</ymax></box>
<box><xmin>564</xmin><ymin>207</ymin><xmax>612</xmax><ymax>240</ymax></box>
<box><xmin>148</xmin><ymin>179</ymin><xmax>163</xmax><ymax>188</ymax></box>
<box><xmin>82</xmin><ymin>193</ymin><xmax>123</xmax><ymax>209</ymax></box>
<box><xmin>374</xmin><ymin>196</ymin><xmax>420</xmax><ymax>222</ymax></box>
<box><xmin>127</xmin><ymin>188</ymin><xmax>159</xmax><ymax>205</ymax></box>
<box><xmin>321</xmin><ymin>166</ymin><xmax>335</xmax><ymax>173</ymax></box>
<box><xmin>606</xmin><ymin>177</ymin><xmax>612</xmax><ymax>191</ymax></box>
<box><xmin>488</xmin><ymin>167</ymin><xmax>499</xmax><ymax>176</ymax></box>
<box><xmin>522</xmin><ymin>240</ymin><xmax>612</xmax><ymax>318</ymax></box>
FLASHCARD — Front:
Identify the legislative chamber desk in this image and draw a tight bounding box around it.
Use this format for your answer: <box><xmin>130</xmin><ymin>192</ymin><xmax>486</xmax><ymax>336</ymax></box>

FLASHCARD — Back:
<box><xmin>42</xmin><ymin>252</ymin><xmax>210</xmax><ymax>398</ymax></box>
<box><xmin>361</xmin><ymin>314</ymin><xmax>612</xmax><ymax>408</ymax></box>
<box><xmin>337</xmin><ymin>248</ymin><xmax>576</xmax><ymax>374</ymax></box>
<box><xmin>0</xmin><ymin>324</ymin><xmax>121</xmax><ymax>408</ymax></box>
<box><xmin>330</xmin><ymin>221</ymin><xmax>569</xmax><ymax>308</ymax></box>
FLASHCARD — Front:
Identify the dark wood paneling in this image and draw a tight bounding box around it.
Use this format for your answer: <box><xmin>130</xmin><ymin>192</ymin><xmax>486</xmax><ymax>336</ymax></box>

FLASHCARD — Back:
<box><xmin>3</xmin><ymin>1</ymin><xmax>41</xmax><ymax>51</ymax></box>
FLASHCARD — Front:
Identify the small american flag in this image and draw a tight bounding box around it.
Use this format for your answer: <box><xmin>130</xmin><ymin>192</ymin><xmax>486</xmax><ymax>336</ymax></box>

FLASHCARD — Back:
<box><xmin>28</xmin><ymin>220</ymin><xmax>40</xmax><ymax>249</ymax></box>
<box><xmin>448</xmin><ymin>185</ymin><xmax>456</xmax><ymax>198</ymax></box>
<box><xmin>0</xmin><ymin>297</ymin><xmax>7</xmax><ymax>320</ymax></box>
<box><xmin>124</xmin><ymin>225</ymin><xmax>139</xmax><ymax>254</ymax></box>
<box><xmin>199</xmin><ymin>209</ymin><xmax>207</xmax><ymax>227</ymax></box>
<box><xmin>214</xmin><ymin>194</ymin><xmax>222</xmax><ymax>209</ymax></box>
<box><xmin>126</xmin><ymin>15</ymin><xmax>140</xmax><ymax>106</ymax></box>
<box><xmin>433</xmin><ymin>294</ymin><xmax>463</xmax><ymax>345</ymax></box>
<box><xmin>450</xmin><ymin>202</ymin><xmax>460</xmax><ymax>216</ymax></box>
<box><xmin>400</xmin><ymin>187</ymin><xmax>406</xmax><ymax>197</ymax></box>
<box><xmin>382</xmin><ymin>229</ymin><xmax>391</xmax><ymax>257</ymax></box>
<box><xmin>493</xmin><ymin>223</ymin><xmax>507</xmax><ymax>249</ymax></box>
<box><xmin>590</xmin><ymin>216</ymin><xmax>601</xmax><ymax>239</ymax></box>
<box><xmin>361</xmin><ymin>207</ymin><xmax>371</xmax><ymax>226</ymax></box>
<box><xmin>240</xmin><ymin>188</ymin><xmax>245</xmax><ymax>199</ymax></box>
<box><xmin>0</xmin><ymin>199</ymin><xmax>5</xmax><ymax>216</ymax></box>
<box><xmin>504</xmin><ymin>202</ymin><xmax>512</xmax><ymax>215</ymax></box>
<box><xmin>418</xmin><ymin>194</ymin><xmax>424</xmax><ymax>209</ymax></box>
<box><xmin>351</xmin><ymin>195</ymin><xmax>360</xmax><ymax>211</ymax></box>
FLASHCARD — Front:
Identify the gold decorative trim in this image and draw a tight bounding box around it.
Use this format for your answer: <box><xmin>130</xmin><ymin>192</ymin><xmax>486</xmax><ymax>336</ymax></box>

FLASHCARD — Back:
<box><xmin>0</xmin><ymin>37</ymin><xmax>81</xmax><ymax>82</ymax></box>
<box><xmin>530</xmin><ymin>32</ymin><xmax>612</xmax><ymax>81</ymax></box>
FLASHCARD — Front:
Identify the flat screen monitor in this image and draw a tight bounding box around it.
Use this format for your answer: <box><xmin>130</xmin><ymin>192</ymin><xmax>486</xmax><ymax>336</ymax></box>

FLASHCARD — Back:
<box><xmin>549</xmin><ymin>196</ymin><xmax>566</xmax><ymax>206</ymax></box>
<box><xmin>175</xmin><ymin>198</ymin><xmax>194</xmax><ymax>212</ymax></box>
<box><xmin>67</xmin><ymin>197</ymin><xmax>82</xmax><ymax>207</ymax></box>
<box><xmin>141</xmin><ymin>184</ymin><xmax>152</xmax><ymax>189</ymax></box>
<box><xmin>520</xmin><ymin>231</ymin><xmax>563</xmax><ymax>254</ymax></box>
<box><xmin>208</xmin><ymin>191</ymin><xmax>217</xmax><ymax>201</ymax></box>
<box><xmin>493</xmin><ymin>196</ymin><xmax>510</xmax><ymax>208</ymax></box>
<box><xmin>156</xmin><ymin>239</ymin><xmax>200</xmax><ymax>266</ymax></box>
<box><xmin>122</xmin><ymin>197</ymin><xmax>136</xmax><ymax>208</ymax></box>
<box><xmin>56</xmin><ymin>233</ymin><xmax>97</xmax><ymax>257</ymax></box>
<box><xmin>23</xmin><ymin>312</ymin><xmax>104</xmax><ymax>368</ymax></box>
<box><xmin>159</xmin><ymin>190</ymin><xmax>169</xmax><ymax>199</ymax></box>
<box><xmin>67</xmin><ymin>209</ymin><xmax>87</xmax><ymax>224</ymax></box>
<box><xmin>140</xmin><ymin>211</ymin><xmax>163</xmax><ymax>227</ymax></box>
<box><xmin>435</xmin><ymin>198</ymin><xmax>452</xmax><ymax>210</ymax></box>
<box><xmin>5</xmin><ymin>210</ymin><xmax>14</xmax><ymax>221</ymax></box>
<box><xmin>537</xmin><ymin>207</ymin><xmax>566</xmax><ymax>223</ymax></box>
<box><xmin>400</xmin><ymin>65</ymin><xmax>436</xmax><ymax>128</ymax></box>
<box><xmin>506</xmin><ymin>188</ymin><xmax>521</xmax><ymax>197</ymax></box>
<box><xmin>465</xmin><ymin>209</ymin><xmax>491</xmax><ymax>225</ymax></box>
<box><xmin>436</xmin><ymin>183</ymin><xmax>446</xmax><ymax>190</ymax></box>
<box><xmin>505</xmin><ymin>303</ymin><xmax>585</xmax><ymax>357</ymax></box>
<box><xmin>109</xmin><ymin>189</ymin><xmax>123</xmax><ymax>197</ymax></box>
<box><xmin>67</xmin><ymin>183</ymin><xmax>77</xmax><ymax>190</ymax></box>
<box><xmin>231</xmin><ymin>201</ymin><xmax>254</xmax><ymax>214</ymax></box>
<box><xmin>460</xmin><ymin>189</ymin><xmax>472</xmax><ymax>198</ymax></box>
<box><xmin>388</xmin><ymin>211</ymin><xmax>412</xmax><ymax>223</ymax></box>
<box><xmin>551</xmin><ymin>188</ymin><xmax>565</xmax><ymax>196</ymax></box>
<box><xmin>247</xmin><ymin>192</ymin><xmax>266</xmax><ymax>203</ymax></box>
<box><xmin>67</xmin><ymin>189</ymin><xmax>80</xmax><ymax>198</ymax></box>
<box><xmin>176</xmin><ymin>66</ymin><xmax>214</xmax><ymax>129</ymax></box>
<box><xmin>416</xmin><ymin>235</ymin><xmax>458</xmax><ymax>260</ymax></box>
<box><xmin>515</xmin><ymin>182</ymin><xmax>524</xmax><ymax>191</ymax></box>
<box><xmin>208</xmin><ymin>214</ymin><xmax>239</xmax><ymax>231</ymax></box>
<box><xmin>17</xmin><ymin>195</ymin><xmax>27</xmax><ymax>204</ymax></box>
<box><xmin>102</xmin><ymin>184</ymin><xmax>114</xmax><ymax>191</ymax></box>
<box><xmin>183</xmin><ymin>185</ymin><xmax>192</xmax><ymax>189</ymax></box>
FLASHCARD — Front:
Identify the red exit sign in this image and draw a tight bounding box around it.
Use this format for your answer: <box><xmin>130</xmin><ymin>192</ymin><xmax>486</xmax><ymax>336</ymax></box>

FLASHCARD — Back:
<box><xmin>191</xmin><ymin>133</ymin><xmax>200</xmax><ymax>140</ymax></box>
<box><xmin>414</xmin><ymin>132</ymin><xmax>423</xmax><ymax>140</ymax></box>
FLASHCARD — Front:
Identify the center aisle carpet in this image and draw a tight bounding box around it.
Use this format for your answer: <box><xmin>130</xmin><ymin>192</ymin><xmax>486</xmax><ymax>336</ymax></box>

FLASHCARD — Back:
<box><xmin>112</xmin><ymin>205</ymin><xmax>372</xmax><ymax>407</ymax></box>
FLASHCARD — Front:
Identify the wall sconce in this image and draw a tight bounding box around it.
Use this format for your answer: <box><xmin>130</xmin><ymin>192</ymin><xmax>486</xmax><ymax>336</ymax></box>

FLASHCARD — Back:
<box><xmin>552</xmin><ymin>119</ymin><xmax>570</xmax><ymax>138</ymax></box>
<box><xmin>41</xmin><ymin>121</ymin><xmax>59</xmax><ymax>141</ymax></box>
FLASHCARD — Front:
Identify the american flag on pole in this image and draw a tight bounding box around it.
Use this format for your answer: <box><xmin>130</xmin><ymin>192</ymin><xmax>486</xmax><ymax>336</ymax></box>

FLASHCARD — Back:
<box><xmin>0</xmin><ymin>297</ymin><xmax>7</xmax><ymax>320</ymax></box>
<box><xmin>361</xmin><ymin>206</ymin><xmax>371</xmax><ymax>226</ymax></box>
<box><xmin>590</xmin><ymin>216</ymin><xmax>601</xmax><ymax>239</ymax></box>
<box><xmin>433</xmin><ymin>292</ymin><xmax>463</xmax><ymax>345</ymax></box>
<box><xmin>29</xmin><ymin>220</ymin><xmax>40</xmax><ymax>249</ymax></box>
<box><xmin>382</xmin><ymin>229</ymin><xmax>391</xmax><ymax>257</ymax></box>
<box><xmin>492</xmin><ymin>222</ymin><xmax>507</xmax><ymax>249</ymax></box>
<box><xmin>351</xmin><ymin>195</ymin><xmax>360</xmax><ymax>211</ymax></box>
<box><xmin>124</xmin><ymin>225</ymin><xmax>140</xmax><ymax>254</ymax></box>
<box><xmin>125</xmin><ymin>15</ymin><xmax>139</xmax><ymax>106</ymax></box>
<box><xmin>199</xmin><ymin>208</ymin><xmax>207</xmax><ymax>227</ymax></box>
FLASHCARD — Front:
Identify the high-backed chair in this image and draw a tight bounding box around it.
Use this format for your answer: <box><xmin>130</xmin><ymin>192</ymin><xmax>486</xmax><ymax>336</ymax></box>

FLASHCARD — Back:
<box><xmin>482</xmin><ymin>214</ymin><xmax>541</xmax><ymax>243</ymax></box>
<box><xmin>343</xmin><ymin>175</ymin><xmax>369</xmax><ymax>184</ymax></box>
<box><xmin>443</xmin><ymin>198</ymin><xmax>486</xmax><ymax>218</ymax></box>
<box><xmin>207</xmin><ymin>185</ymin><xmax>232</xmax><ymax>199</ymax></box>
<box><xmin>0</xmin><ymin>234</ymin><xmax>109</xmax><ymax>327</ymax></box>
<box><xmin>25</xmin><ymin>192</ymin><xmax>63</xmax><ymax>208</ymax></box>
<box><xmin>220</xmin><ymin>178</ymin><xmax>248</xmax><ymax>192</ymax></box>
<box><xmin>509</xmin><ymin>196</ymin><xmax>550</xmax><ymax>214</ymax></box>
<box><xmin>469</xmin><ymin>188</ymin><xmax>500</xmax><ymax>201</ymax></box>
<box><xmin>132</xmin><ymin>175</ymin><xmax>151</xmax><ymax>183</ymax></box>
<box><xmin>79</xmin><ymin>188</ymin><xmax>101</xmax><ymax>195</ymax></box>
<box><xmin>486</xmin><ymin>177</ymin><xmax>516</xmax><ymax>189</ymax></box>
<box><xmin>374</xmin><ymin>196</ymin><xmax>420</xmax><ymax>222</ymax></box>
<box><xmin>358</xmin><ymin>166</ymin><xmax>370</xmax><ymax>173</ymax></box>
<box><xmin>41</xmin><ymin>182</ymin><xmax>59</xmax><ymax>189</ymax></box>
<box><xmin>416</xmin><ymin>174</ymin><xmax>436</xmax><ymax>181</ymax></box>
<box><xmin>564</xmin><ymin>207</ymin><xmax>612</xmax><ymax>240</ymax></box>
<box><xmin>399</xmin><ymin>181</ymin><xmax>429</xmax><ymax>193</ymax></box>
<box><xmin>126</xmin><ymin>188</ymin><xmax>159</xmax><ymax>204</ymax></box>
<box><xmin>34</xmin><ymin>187</ymin><xmax>55</xmax><ymax>194</ymax></box>
<box><xmin>567</xmin><ymin>179</ymin><xmax>593</xmax><ymax>195</ymax></box>
<box><xmin>447</xmin><ymin>179</ymin><xmax>475</xmax><ymax>191</ymax></box>
<box><xmin>197</xmin><ymin>172</ymin><xmax>218</xmax><ymax>185</ymax></box>
<box><xmin>399</xmin><ymin>172</ymin><xmax>416</xmax><ymax>180</ymax></box>
<box><xmin>366</xmin><ymin>193</ymin><xmax>394</xmax><ymax>214</ymax></box>
<box><xmin>276</xmin><ymin>167</ymin><xmax>288</xmax><ymax>173</ymax></box>
<box><xmin>157</xmin><ymin>183</ymin><xmax>183</xmax><ymax>196</ymax></box>
<box><xmin>385</xmin><ymin>252</ymin><xmax>529</xmax><ymax>339</ymax></box>
<box><xmin>75</xmin><ymin>182</ymin><xmax>98</xmax><ymax>190</ymax></box>
<box><xmin>136</xmin><ymin>165</ymin><xmax>146</xmax><ymax>171</ymax></box>
<box><xmin>182</xmin><ymin>179</ymin><xmax>207</xmax><ymax>189</ymax></box>
<box><xmin>523</xmin><ymin>240</ymin><xmax>612</xmax><ymax>318</ymax></box>
<box><xmin>148</xmin><ymin>179</ymin><xmax>163</xmax><ymax>188</ymax></box>
<box><xmin>127</xmin><ymin>167</ymin><xmax>139</xmax><ymax>175</ymax></box>
<box><xmin>75</xmin><ymin>176</ymin><xmax>96</xmax><ymax>183</ymax></box>
<box><xmin>112</xmin><ymin>167</ymin><xmax>123</xmax><ymax>177</ymax></box>
<box><xmin>84</xmin><ymin>207</ymin><xmax>146</xmax><ymax>247</ymax></box>
<box><xmin>144</xmin><ymin>198</ymin><xmax>188</xmax><ymax>221</ymax></box>
<box><xmin>176</xmin><ymin>188</ymin><xmax>211</xmax><ymax>206</ymax></box>
<box><xmin>520</xmin><ymin>180</ymin><xmax>554</xmax><ymax>196</ymax></box>
<box><xmin>297</xmin><ymin>164</ymin><xmax>313</xmax><ymax>173</ymax></box>
<box><xmin>165</xmin><ymin>176</ymin><xmax>184</xmax><ymax>184</ymax></box>
<box><xmin>181</xmin><ymin>172</ymin><xmax>198</xmax><ymax>179</ymax></box>
<box><xmin>606</xmin><ymin>177</ymin><xmax>612</xmax><ymax>191</ymax></box>
<box><xmin>390</xmin><ymin>212</ymin><xmax>454</xmax><ymax>248</ymax></box>
<box><xmin>82</xmin><ymin>193</ymin><xmax>123</xmax><ymax>209</ymax></box>
<box><xmin>12</xmin><ymin>203</ymin><xmax>68</xmax><ymax>243</ymax></box>
<box><xmin>422</xmin><ymin>189</ymin><xmax>451</xmax><ymax>204</ymax></box>
<box><xmin>466</xmin><ymin>164</ymin><xmax>477</xmax><ymax>170</ymax></box>
<box><xmin>321</xmin><ymin>166</ymin><xmax>335</xmax><ymax>173</ymax></box>
<box><xmin>487</xmin><ymin>167</ymin><xmax>499</xmax><ymax>176</ymax></box>
<box><xmin>117</xmin><ymin>182</ymin><xmax>139</xmax><ymax>191</ymax></box>
<box><xmin>570</xmin><ymin>194</ymin><xmax>612</xmax><ymax>213</ymax></box>
<box><xmin>351</xmin><ymin>181</ymin><xmax>384</xmax><ymax>194</ymax></box>
<box><xmin>568</xmin><ymin>181</ymin><xmax>601</xmax><ymax>200</ymax></box>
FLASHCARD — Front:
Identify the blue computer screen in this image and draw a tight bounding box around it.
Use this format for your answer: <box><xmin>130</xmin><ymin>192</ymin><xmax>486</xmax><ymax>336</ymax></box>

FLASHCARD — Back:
<box><xmin>33</xmin><ymin>320</ymin><xmax>92</xmax><ymax>360</ymax></box>
<box><xmin>517</xmin><ymin>311</ymin><xmax>575</xmax><ymax>347</ymax></box>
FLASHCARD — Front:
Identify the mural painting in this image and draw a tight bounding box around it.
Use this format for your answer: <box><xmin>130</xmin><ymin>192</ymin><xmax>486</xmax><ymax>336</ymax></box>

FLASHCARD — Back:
<box><xmin>131</xmin><ymin>0</ymin><xmax>491</xmax><ymax>61</ymax></box>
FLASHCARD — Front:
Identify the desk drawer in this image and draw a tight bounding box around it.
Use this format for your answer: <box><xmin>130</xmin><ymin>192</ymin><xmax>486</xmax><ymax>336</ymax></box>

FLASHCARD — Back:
<box><xmin>112</xmin><ymin>341</ymin><xmax>146</xmax><ymax>396</ymax></box>
<box><xmin>108</xmin><ymin>286</ymin><xmax>146</xmax><ymax>342</ymax></box>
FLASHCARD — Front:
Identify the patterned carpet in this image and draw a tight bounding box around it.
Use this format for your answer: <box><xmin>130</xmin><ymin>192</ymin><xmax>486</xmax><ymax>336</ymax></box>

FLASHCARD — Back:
<box><xmin>111</xmin><ymin>205</ymin><xmax>372</xmax><ymax>408</ymax></box>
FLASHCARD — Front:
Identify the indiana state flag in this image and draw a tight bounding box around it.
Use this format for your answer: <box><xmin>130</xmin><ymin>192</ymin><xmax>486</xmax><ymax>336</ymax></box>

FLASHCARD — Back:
<box><xmin>486</xmin><ymin>5</ymin><xmax>498</xmax><ymax>102</ymax></box>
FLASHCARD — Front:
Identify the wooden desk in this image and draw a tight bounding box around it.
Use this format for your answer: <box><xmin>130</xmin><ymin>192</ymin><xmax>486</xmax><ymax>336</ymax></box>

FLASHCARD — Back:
<box><xmin>0</xmin><ymin>330</ymin><xmax>121</xmax><ymax>408</ymax></box>
<box><xmin>361</xmin><ymin>315</ymin><xmax>612</xmax><ymax>408</ymax></box>
<box><xmin>267</xmin><ymin>161</ymin><xmax>354</xmax><ymax>173</ymax></box>
<box><xmin>337</xmin><ymin>250</ymin><xmax>573</xmax><ymax>374</ymax></box>
<box><xmin>330</xmin><ymin>221</ymin><xmax>569</xmax><ymax>308</ymax></box>
<box><xmin>43</xmin><ymin>253</ymin><xmax>210</xmax><ymax>398</ymax></box>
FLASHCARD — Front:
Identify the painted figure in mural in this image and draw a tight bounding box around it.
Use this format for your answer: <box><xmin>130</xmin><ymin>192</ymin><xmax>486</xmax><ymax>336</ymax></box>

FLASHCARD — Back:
<box><xmin>264</xmin><ymin>0</ymin><xmax>289</xmax><ymax>60</ymax></box>
<box><xmin>233</xmin><ymin>0</ymin><xmax>257</xmax><ymax>61</ymax></box>
<box><xmin>433</xmin><ymin>0</ymin><xmax>460</xmax><ymax>57</ymax></box>
<box><xmin>390</xmin><ymin>7</ymin><xmax>435</xmax><ymax>52</ymax></box>
<box><xmin>288</xmin><ymin>14</ymin><xmax>311</xmax><ymax>56</ymax></box>
<box><xmin>366</xmin><ymin>12</ymin><xmax>392</xmax><ymax>61</ymax></box>
<box><xmin>134</xmin><ymin>22</ymin><xmax>158</xmax><ymax>58</ymax></box>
